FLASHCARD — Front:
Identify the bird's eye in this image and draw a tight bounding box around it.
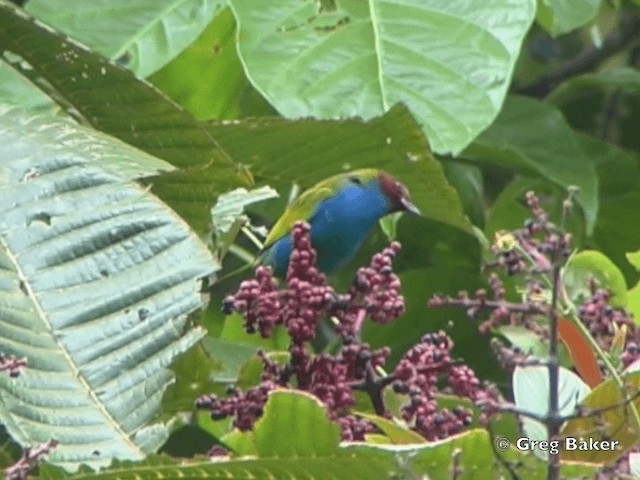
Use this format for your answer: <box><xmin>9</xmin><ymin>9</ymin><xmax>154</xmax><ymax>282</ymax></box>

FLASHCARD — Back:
<box><xmin>349</xmin><ymin>176</ymin><xmax>362</xmax><ymax>185</ymax></box>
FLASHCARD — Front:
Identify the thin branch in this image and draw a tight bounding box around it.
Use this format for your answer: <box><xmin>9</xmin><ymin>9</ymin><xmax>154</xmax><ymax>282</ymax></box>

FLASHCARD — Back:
<box><xmin>493</xmin><ymin>387</ymin><xmax>640</xmax><ymax>424</ymax></box>
<box><xmin>5</xmin><ymin>440</ymin><xmax>58</xmax><ymax>480</ymax></box>
<box><xmin>428</xmin><ymin>296</ymin><xmax>547</xmax><ymax>315</ymax></box>
<box><xmin>517</xmin><ymin>12</ymin><xmax>640</xmax><ymax>97</ymax></box>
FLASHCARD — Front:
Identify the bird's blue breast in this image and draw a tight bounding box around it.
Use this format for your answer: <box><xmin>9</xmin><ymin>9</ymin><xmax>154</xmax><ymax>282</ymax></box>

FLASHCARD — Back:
<box><xmin>264</xmin><ymin>181</ymin><xmax>391</xmax><ymax>276</ymax></box>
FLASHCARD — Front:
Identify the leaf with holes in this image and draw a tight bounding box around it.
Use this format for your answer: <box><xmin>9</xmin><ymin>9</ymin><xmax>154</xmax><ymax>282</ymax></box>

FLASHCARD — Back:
<box><xmin>0</xmin><ymin>1</ymin><xmax>250</xmax><ymax>236</ymax></box>
<box><xmin>25</xmin><ymin>0</ymin><xmax>226</xmax><ymax>77</ymax></box>
<box><xmin>227</xmin><ymin>0</ymin><xmax>535</xmax><ymax>155</ymax></box>
<box><xmin>0</xmin><ymin>106</ymin><xmax>215</xmax><ymax>471</ymax></box>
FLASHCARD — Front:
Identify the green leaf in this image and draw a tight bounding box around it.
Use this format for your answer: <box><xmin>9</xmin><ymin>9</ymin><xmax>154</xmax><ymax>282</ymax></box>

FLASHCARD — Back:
<box><xmin>208</xmin><ymin>104</ymin><xmax>472</xmax><ymax>234</ymax></box>
<box><xmin>210</xmin><ymin>186</ymin><xmax>278</xmax><ymax>261</ymax></box>
<box><xmin>0</xmin><ymin>1</ymin><xmax>250</xmax><ymax>236</ymax></box>
<box><xmin>25</xmin><ymin>0</ymin><xmax>225</xmax><ymax>77</ymax></box>
<box><xmin>219</xmin><ymin>313</ymin><xmax>289</xmax><ymax>352</ymax></box>
<box><xmin>378</xmin><ymin>212</ymin><xmax>401</xmax><ymax>242</ymax></box>
<box><xmin>563</xmin><ymin>250</ymin><xmax>628</xmax><ymax>308</ymax></box>
<box><xmin>499</xmin><ymin>326</ymin><xmax>550</xmax><ymax>358</ymax></box>
<box><xmin>549</xmin><ymin>67</ymin><xmax>640</xmax><ymax>103</ymax></box>
<box><xmin>0</xmin><ymin>61</ymin><xmax>56</xmax><ymax>114</ymax></box>
<box><xmin>34</xmin><ymin>399</ymin><xmax>598</xmax><ymax>479</ymax></box>
<box><xmin>442</xmin><ymin>162</ymin><xmax>485</xmax><ymax>227</ymax></box>
<box><xmin>355</xmin><ymin>412</ymin><xmax>426</xmax><ymax>445</ymax></box>
<box><xmin>38</xmin><ymin>451</ymin><xmax>399</xmax><ymax>480</ymax></box>
<box><xmin>536</xmin><ymin>0</ymin><xmax>601</xmax><ymax>37</ymax></box>
<box><xmin>0</xmin><ymin>107</ymin><xmax>215</xmax><ymax>471</ymax></box>
<box><xmin>512</xmin><ymin>365</ymin><xmax>590</xmax><ymax>460</ymax></box>
<box><xmin>561</xmin><ymin>371</ymin><xmax>640</xmax><ymax>464</ymax></box>
<box><xmin>222</xmin><ymin>390</ymin><xmax>400</xmax><ymax>475</ymax></box>
<box><xmin>228</xmin><ymin>0</ymin><xmax>535</xmax><ymax>155</ymax></box>
<box><xmin>464</xmin><ymin>95</ymin><xmax>599</xmax><ymax>233</ymax></box>
<box><xmin>627</xmin><ymin>251</ymin><xmax>640</xmax><ymax>272</ymax></box>
<box><xmin>150</xmin><ymin>7</ymin><xmax>274</xmax><ymax>120</ymax></box>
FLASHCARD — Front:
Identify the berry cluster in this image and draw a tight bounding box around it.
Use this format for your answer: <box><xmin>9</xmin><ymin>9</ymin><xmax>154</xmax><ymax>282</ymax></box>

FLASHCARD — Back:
<box><xmin>196</xmin><ymin>382</ymin><xmax>276</xmax><ymax>431</ymax></box>
<box><xmin>426</xmin><ymin>190</ymin><xmax>640</xmax><ymax>477</ymax></box>
<box><xmin>576</xmin><ymin>287</ymin><xmax>640</xmax><ymax>369</ymax></box>
<box><xmin>393</xmin><ymin>332</ymin><xmax>469</xmax><ymax>440</ymax></box>
<box><xmin>204</xmin><ymin>221</ymin><xmax>490</xmax><ymax>442</ymax></box>
<box><xmin>487</xmin><ymin>192</ymin><xmax>571</xmax><ymax>276</ymax></box>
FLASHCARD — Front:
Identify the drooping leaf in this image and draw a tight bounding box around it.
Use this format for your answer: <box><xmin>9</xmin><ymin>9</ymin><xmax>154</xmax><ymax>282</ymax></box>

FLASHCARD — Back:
<box><xmin>557</xmin><ymin>317</ymin><xmax>602</xmax><ymax>388</ymax></box>
<box><xmin>227</xmin><ymin>0</ymin><xmax>535</xmax><ymax>155</ymax></box>
<box><xmin>0</xmin><ymin>1</ymin><xmax>250</xmax><ymax>235</ymax></box>
<box><xmin>25</xmin><ymin>0</ymin><xmax>225</xmax><ymax>77</ymax></box>
<box><xmin>0</xmin><ymin>106</ymin><xmax>214</xmax><ymax>471</ymax></box>
<box><xmin>464</xmin><ymin>95</ymin><xmax>599</xmax><ymax>233</ymax></box>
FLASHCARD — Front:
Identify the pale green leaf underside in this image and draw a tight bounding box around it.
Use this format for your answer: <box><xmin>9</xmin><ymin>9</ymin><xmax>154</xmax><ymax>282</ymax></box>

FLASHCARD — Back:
<box><xmin>513</xmin><ymin>365</ymin><xmax>590</xmax><ymax>460</ymax></box>
<box><xmin>210</xmin><ymin>186</ymin><xmax>279</xmax><ymax>238</ymax></box>
<box><xmin>25</xmin><ymin>0</ymin><xmax>226</xmax><ymax>77</ymax></box>
<box><xmin>0</xmin><ymin>107</ymin><xmax>214</xmax><ymax>471</ymax></box>
<box><xmin>229</xmin><ymin>0</ymin><xmax>535</xmax><ymax>155</ymax></box>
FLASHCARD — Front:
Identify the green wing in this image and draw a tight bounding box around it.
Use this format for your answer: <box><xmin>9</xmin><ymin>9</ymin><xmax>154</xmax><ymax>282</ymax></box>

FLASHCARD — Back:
<box><xmin>263</xmin><ymin>185</ymin><xmax>333</xmax><ymax>248</ymax></box>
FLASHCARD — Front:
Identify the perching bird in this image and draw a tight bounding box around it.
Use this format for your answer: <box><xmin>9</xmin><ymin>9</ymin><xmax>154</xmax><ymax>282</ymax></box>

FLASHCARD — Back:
<box><xmin>262</xmin><ymin>169</ymin><xmax>420</xmax><ymax>277</ymax></box>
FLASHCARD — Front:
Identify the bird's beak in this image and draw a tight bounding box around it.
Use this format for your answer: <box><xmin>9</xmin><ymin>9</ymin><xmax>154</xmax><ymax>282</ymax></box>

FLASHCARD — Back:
<box><xmin>401</xmin><ymin>197</ymin><xmax>421</xmax><ymax>215</ymax></box>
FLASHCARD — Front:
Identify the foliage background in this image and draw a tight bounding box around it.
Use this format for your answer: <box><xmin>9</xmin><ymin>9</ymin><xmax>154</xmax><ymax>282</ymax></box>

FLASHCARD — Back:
<box><xmin>1</xmin><ymin>0</ymin><xmax>640</xmax><ymax>478</ymax></box>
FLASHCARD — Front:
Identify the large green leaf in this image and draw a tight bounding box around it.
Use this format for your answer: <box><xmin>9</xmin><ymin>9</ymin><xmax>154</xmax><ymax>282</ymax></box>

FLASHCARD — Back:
<box><xmin>35</xmin><ymin>390</ymin><xmax>598</xmax><ymax>479</ymax></box>
<box><xmin>227</xmin><ymin>0</ymin><xmax>535</xmax><ymax>155</ymax></box>
<box><xmin>464</xmin><ymin>95</ymin><xmax>599</xmax><ymax>233</ymax></box>
<box><xmin>208</xmin><ymin>104</ymin><xmax>472</xmax><ymax>234</ymax></box>
<box><xmin>24</xmin><ymin>0</ymin><xmax>225</xmax><ymax>77</ymax></box>
<box><xmin>0</xmin><ymin>1</ymin><xmax>249</xmax><ymax>236</ymax></box>
<box><xmin>0</xmin><ymin>107</ymin><xmax>215</xmax><ymax>471</ymax></box>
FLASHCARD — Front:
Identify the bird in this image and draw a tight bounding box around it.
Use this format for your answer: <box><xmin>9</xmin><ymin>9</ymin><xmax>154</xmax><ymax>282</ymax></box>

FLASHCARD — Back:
<box><xmin>261</xmin><ymin>169</ymin><xmax>420</xmax><ymax>277</ymax></box>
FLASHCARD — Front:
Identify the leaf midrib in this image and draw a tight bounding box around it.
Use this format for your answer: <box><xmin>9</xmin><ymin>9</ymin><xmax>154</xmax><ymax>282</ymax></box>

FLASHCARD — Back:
<box><xmin>0</xmin><ymin>231</ymin><xmax>145</xmax><ymax>457</ymax></box>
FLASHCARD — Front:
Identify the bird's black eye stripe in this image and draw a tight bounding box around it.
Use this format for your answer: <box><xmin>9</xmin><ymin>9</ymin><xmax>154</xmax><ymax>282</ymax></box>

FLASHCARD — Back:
<box><xmin>349</xmin><ymin>176</ymin><xmax>362</xmax><ymax>185</ymax></box>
